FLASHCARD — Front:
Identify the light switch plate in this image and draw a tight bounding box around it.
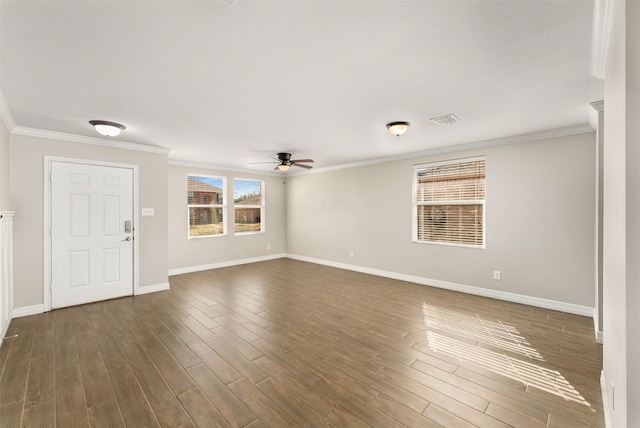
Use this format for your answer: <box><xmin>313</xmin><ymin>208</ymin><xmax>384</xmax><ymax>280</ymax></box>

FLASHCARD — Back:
<box><xmin>141</xmin><ymin>208</ymin><xmax>154</xmax><ymax>216</ymax></box>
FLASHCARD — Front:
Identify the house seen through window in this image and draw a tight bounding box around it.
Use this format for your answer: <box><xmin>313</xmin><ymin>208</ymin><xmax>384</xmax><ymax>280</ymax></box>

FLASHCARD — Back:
<box><xmin>413</xmin><ymin>157</ymin><xmax>485</xmax><ymax>247</ymax></box>
<box><xmin>187</xmin><ymin>174</ymin><xmax>226</xmax><ymax>238</ymax></box>
<box><xmin>234</xmin><ymin>178</ymin><xmax>264</xmax><ymax>234</ymax></box>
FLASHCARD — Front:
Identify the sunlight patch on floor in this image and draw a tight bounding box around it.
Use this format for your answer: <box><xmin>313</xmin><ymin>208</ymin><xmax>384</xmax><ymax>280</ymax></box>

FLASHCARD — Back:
<box><xmin>422</xmin><ymin>303</ymin><xmax>590</xmax><ymax>407</ymax></box>
<box><xmin>422</xmin><ymin>303</ymin><xmax>544</xmax><ymax>361</ymax></box>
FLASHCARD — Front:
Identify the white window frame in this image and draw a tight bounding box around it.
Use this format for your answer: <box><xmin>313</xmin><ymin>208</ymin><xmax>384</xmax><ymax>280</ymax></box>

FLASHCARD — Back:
<box><xmin>187</xmin><ymin>173</ymin><xmax>227</xmax><ymax>239</ymax></box>
<box><xmin>233</xmin><ymin>177</ymin><xmax>265</xmax><ymax>235</ymax></box>
<box><xmin>412</xmin><ymin>156</ymin><xmax>486</xmax><ymax>249</ymax></box>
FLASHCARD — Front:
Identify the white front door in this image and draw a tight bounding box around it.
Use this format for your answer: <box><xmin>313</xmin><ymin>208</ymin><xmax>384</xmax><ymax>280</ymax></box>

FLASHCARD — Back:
<box><xmin>51</xmin><ymin>161</ymin><xmax>134</xmax><ymax>309</ymax></box>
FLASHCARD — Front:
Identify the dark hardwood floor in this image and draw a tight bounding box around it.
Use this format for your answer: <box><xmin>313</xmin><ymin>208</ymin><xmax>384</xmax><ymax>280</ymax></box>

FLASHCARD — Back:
<box><xmin>0</xmin><ymin>258</ymin><xmax>604</xmax><ymax>427</ymax></box>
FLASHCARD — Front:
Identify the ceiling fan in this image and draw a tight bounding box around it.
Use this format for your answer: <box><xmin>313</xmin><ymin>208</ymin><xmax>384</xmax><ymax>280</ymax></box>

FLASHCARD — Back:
<box><xmin>251</xmin><ymin>153</ymin><xmax>314</xmax><ymax>171</ymax></box>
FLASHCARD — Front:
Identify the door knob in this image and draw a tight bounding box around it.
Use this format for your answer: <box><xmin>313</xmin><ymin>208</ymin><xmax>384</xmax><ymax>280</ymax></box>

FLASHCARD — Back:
<box><xmin>122</xmin><ymin>236</ymin><xmax>132</xmax><ymax>241</ymax></box>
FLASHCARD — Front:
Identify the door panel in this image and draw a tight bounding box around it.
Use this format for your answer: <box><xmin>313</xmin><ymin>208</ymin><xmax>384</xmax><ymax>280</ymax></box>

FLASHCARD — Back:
<box><xmin>51</xmin><ymin>162</ymin><xmax>134</xmax><ymax>309</ymax></box>
<box><xmin>102</xmin><ymin>248</ymin><xmax>120</xmax><ymax>283</ymax></box>
<box><xmin>69</xmin><ymin>250</ymin><xmax>89</xmax><ymax>287</ymax></box>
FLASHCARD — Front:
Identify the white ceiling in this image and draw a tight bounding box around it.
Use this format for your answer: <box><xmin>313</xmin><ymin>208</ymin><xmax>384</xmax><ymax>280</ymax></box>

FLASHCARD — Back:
<box><xmin>0</xmin><ymin>0</ymin><xmax>596</xmax><ymax>172</ymax></box>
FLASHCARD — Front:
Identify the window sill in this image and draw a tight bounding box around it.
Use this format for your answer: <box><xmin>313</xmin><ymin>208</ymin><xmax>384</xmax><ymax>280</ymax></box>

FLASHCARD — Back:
<box><xmin>412</xmin><ymin>240</ymin><xmax>485</xmax><ymax>250</ymax></box>
<box><xmin>188</xmin><ymin>233</ymin><xmax>228</xmax><ymax>240</ymax></box>
<box><xmin>234</xmin><ymin>231</ymin><xmax>265</xmax><ymax>236</ymax></box>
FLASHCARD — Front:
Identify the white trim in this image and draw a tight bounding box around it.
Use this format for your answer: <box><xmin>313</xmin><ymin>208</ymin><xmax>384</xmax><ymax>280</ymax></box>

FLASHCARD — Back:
<box><xmin>589</xmin><ymin>100</ymin><xmax>605</xmax><ymax>130</ymax></box>
<box><xmin>593</xmin><ymin>308</ymin><xmax>604</xmax><ymax>343</ymax></box>
<box><xmin>413</xmin><ymin>155</ymin><xmax>486</xmax><ymax>170</ymax></box>
<box><xmin>188</xmin><ymin>233</ymin><xmax>228</xmax><ymax>240</ymax></box>
<box><xmin>135</xmin><ymin>282</ymin><xmax>170</xmax><ymax>295</ymax></box>
<box><xmin>13</xmin><ymin>126</ymin><xmax>172</xmax><ymax>155</ymax></box>
<box><xmin>233</xmin><ymin>177</ymin><xmax>266</xmax><ymax>235</ymax></box>
<box><xmin>0</xmin><ymin>212</ymin><xmax>16</xmax><ymax>343</ymax></box>
<box><xmin>601</xmin><ymin>371</ymin><xmax>612</xmax><ymax>428</ymax></box>
<box><xmin>12</xmin><ymin>304</ymin><xmax>45</xmax><ymax>318</ymax></box>
<box><xmin>590</xmin><ymin>100</ymin><xmax>605</xmax><ymax>113</ymax></box>
<box><xmin>43</xmin><ymin>157</ymin><xmax>140</xmax><ymax>311</ymax></box>
<box><xmin>286</xmin><ymin>124</ymin><xmax>594</xmax><ymax>177</ymax></box>
<box><xmin>169</xmin><ymin>253</ymin><xmax>286</xmax><ymax>276</ymax></box>
<box><xmin>412</xmin><ymin>156</ymin><xmax>486</xmax><ymax>249</ymax></box>
<box><xmin>285</xmin><ymin>254</ymin><xmax>595</xmax><ymax>317</ymax></box>
<box><xmin>169</xmin><ymin>159</ymin><xmax>281</xmax><ymax>177</ymax></box>
<box><xmin>591</xmin><ymin>0</ymin><xmax>615</xmax><ymax>79</ymax></box>
<box><xmin>188</xmin><ymin>173</ymin><xmax>227</xmax><ymax>239</ymax></box>
<box><xmin>0</xmin><ymin>317</ymin><xmax>9</xmax><ymax>343</ymax></box>
<box><xmin>0</xmin><ymin>89</ymin><xmax>16</xmax><ymax>131</ymax></box>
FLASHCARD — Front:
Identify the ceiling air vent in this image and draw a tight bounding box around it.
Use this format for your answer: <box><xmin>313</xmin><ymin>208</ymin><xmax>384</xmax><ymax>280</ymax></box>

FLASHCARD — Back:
<box><xmin>430</xmin><ymin>114</ymin><xmax>461</xmax><ymax>126</ymax></box>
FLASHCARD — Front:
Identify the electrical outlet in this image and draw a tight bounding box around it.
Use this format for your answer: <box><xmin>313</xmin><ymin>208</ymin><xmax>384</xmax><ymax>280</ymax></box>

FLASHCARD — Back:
<box><xmin>493</xmin><ymin>271</ymin><xmax>501</xmax><ymax>280</ymax></box>
<box><xmin>349</xmin><ymin>251</ymin><xmax>354</xmax><ymax>258</ymax></box>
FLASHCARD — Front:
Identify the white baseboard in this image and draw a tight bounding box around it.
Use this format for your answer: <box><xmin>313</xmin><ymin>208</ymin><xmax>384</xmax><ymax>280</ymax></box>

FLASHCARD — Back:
<box><xmin>8</xmin><ymin>287</ymin><xmax>169</xmax><ymax>322</ymax></box>
<box><xmin>168</xmin><ymin>253</ymin><xmax>286</xmax><ymax>276</ymax></box>
<box><xmin>1</xmin><ymin>318</ymin><xmax>10</xmax><ymax>341</ymax></box>
<box><xmin>136</xmin><ymin>282</ymin><xmax>170</xmax><ymax>295</ymax></box>
<box><xmin>593</xmin><ymin>309</ymin><xmax>604</xmax><ymax>343</ymax></box>
<box><xmin>285</xmin><ymin>254</ymin><xmax>595</xmax><ymax>318</ymax></box>
<box><xmin>601</xmin><ymin>371</ymin><xmax>611</xmax><ymax>428</ymax></box>
<box><xmin>595</xmin><ymin>330</ymin><xmax>603</xmax><ymax>343</ymax></box>
<box><xmin>12</xmin><ymin>304</ymin><xmax>45</xmax><ymax>318</ymax></box>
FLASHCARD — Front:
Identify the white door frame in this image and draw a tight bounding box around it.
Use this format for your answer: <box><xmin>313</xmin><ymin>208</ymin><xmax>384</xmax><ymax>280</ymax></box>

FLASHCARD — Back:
<box><xmin>43</xmin><ymin>156</ymin><xmax>140</xmax><ymax>312</ymax></box>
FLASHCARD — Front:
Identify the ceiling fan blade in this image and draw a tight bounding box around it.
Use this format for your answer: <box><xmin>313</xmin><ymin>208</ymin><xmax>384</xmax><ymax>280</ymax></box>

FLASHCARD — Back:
<box><xmin>249</xmin><ymin>161</ymin><xmax>278</xmax><ymax>164</ymax></box>
<box><xmin>290</xmin><ymin>159</ymin><xmax>314</xmax><ymax>163</ymax></box>
<box><xmin>274</xmin><ymin>166</ymin><xmax>281</xmax><ymax>171</ymax></box>
<box><xmin>292</xmin><ymin>163</ymin><xmax>313</xmax><ymax>169</ymax></box>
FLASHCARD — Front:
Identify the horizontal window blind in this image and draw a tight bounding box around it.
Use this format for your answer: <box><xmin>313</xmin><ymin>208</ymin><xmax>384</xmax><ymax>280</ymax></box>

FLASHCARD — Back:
<box><xmin>414</xmin><ymin>158</ymin><xmax>485</xmax><ymax>247</ymax></box>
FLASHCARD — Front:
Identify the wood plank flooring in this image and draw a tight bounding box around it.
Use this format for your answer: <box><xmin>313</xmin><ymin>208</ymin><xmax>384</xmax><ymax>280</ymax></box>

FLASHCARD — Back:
<box><xmin>0</xmin><ymin>259</ymin><xmax>604</xmax><ymax>427</ymax></box>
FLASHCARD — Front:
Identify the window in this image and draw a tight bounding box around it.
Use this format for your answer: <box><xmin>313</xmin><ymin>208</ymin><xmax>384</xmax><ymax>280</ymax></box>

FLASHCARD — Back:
<box><xmin>188</xmin><ymin>174</ymin><xmax>226</xmax><ymax>238</ymax></box>
<box><xmin>234</xmin><ymin>178</ymin><xmax>264</xmax><ymax>234</ymax></box>
<box><xmin>413</xmin><ymin>156</ymin><xmax>485</xmax><ymax>247</ymax></box>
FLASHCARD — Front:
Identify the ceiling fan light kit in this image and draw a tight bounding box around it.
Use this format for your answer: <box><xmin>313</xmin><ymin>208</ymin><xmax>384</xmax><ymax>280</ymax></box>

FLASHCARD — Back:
<box><xmin>387</xmin><ymin>121</ymin><xmax>410</xmax><ymax>137</ymax></box>
<box><xmin>89</xmin><ymin>120</ymin><xmax>126</xmax><ymax>137</ymax></box>
<box><xmin>250</xmin><ymin>152</ymin><xmax>314</xmax><ymax>171</ymax></box>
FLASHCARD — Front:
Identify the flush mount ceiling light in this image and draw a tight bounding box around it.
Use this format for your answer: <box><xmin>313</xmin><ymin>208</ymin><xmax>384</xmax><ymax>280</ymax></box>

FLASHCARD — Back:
<box><xmin>386</xmin><ymin>121</ymin><xmax>410</xmax><ymax>137</ymax></box>
<box><xmin>89</xmin><ymin>120</ymin><xmax>126</xmax><ymax>137</ymax></box>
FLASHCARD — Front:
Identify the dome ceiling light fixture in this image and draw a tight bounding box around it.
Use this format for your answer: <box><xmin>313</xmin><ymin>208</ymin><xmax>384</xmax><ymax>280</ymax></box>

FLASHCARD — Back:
<box><xmin>386</xmin><ymin>121</ymin><xmax>410</xmax><ymax>137</ymax></box>
<box><xmin>89</xmin><ymin>120</ymin><xmax>126</xmax><ymax>137</ymax></box>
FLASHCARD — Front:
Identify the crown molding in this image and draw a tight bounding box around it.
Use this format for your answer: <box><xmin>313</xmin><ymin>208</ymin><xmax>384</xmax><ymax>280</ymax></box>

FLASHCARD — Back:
<box><xmin>12</xmin><ymin>126</ymin><xmax>172</xmax><ymax>155</ymax></box>
<box><xmin>168</xmin><ymin>159</ymin><xmax>282</xmax><ymax>177</ymax></box>
<box><xmin>287</xmin><ymin>123</ymin><xmax>594</xmax><ymax>177</ymax></box>
<box><xmin>0</xmin><ymin>89</ymin><xmax>17</xmax><ymax>131</ymax></box>
<box><xmin>591</xmin><ymin>0</ymin><xmax>615</xmax><ymax>79</ymax></box>
<box><xmin>589</xmin><ymin>100</ymin><xmax>605</xmax><ymax>130</ymax></box>
<box><xmin>590</xmin><ymin>100</ymin><xmax>605</xmax><ymax>112</ymax></box>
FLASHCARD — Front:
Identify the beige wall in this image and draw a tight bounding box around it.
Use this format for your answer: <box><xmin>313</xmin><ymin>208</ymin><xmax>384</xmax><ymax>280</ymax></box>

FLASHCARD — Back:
<box><xmin>286</xmin><ymin>132</ymin><xmax>596</xmax><ymax>308</ymax></box>
<box><xmin>0</xmin><ymin>120</ymin><xmax>9</xmax><ymax>211</ymax></box>
<box><xmin>10</xmin><ymin>134</ymin><xmax>169</xmax><ymax>308</ymax></box>
<box><xmin>602</xmin><ymin>1</ymin><xmax>640</xmax><ymax>426</ymax></box>
<box><xmin>168</xmin><ymin>164</ymin><xmax>286</xmax><ymax>271</ymax></box>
